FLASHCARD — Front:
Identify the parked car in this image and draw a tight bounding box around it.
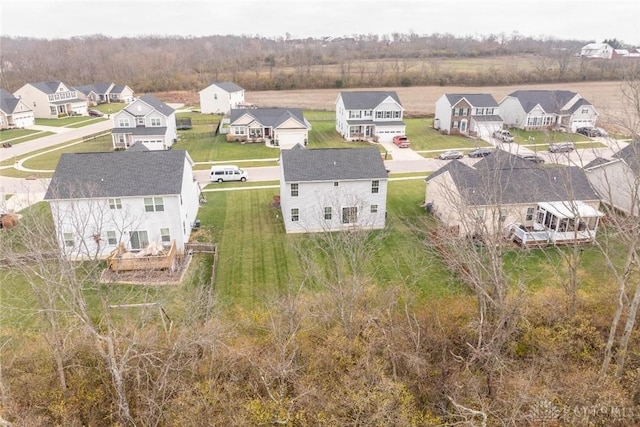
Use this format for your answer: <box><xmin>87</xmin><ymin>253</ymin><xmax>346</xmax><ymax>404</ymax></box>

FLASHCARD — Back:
<box><xmin>209</xmin><ymin>165</ymin><xmax>248</xmax><ymax>183</ymax></box>
<box><xmin>595</xmin><ymin>127</ymin><xmax>609</xmax><ymax>137</ymax></box>
<box><xmin>493</xmin><ymin>129</ymin><xmax>514</xmax><ymax>143</ymax></box>
<box><xmin>468</xmin><ymin>148</ymin><xmax>493</xmax><ymax>158</ymax></box>
<box><xmin>548</xmin><ymin>142</ymin><xmax>575</xmax><ymax>153</ymax></box>
<box><xmin>88</xmin><ymin>109</ymin><xmax>104</xmax><ymax>117</ymax></box>
<box><xmin>518</xmin><ymin>154</ymin><xmax>545</xmax><ymax>164</ymax></box>
<box><xmin>438</xmin><ymin>150</ymin><xmax>464</xmax><ymax>160</ymax></box>
<box><xmin>576</xmin><ymin>127</ymin><xmax>599</xmax><ymax>137</ymax></box>
<box><xmin>392</xmin><ymin>135</ymin><xmax>411</xmax><ymax>148</ymax></box>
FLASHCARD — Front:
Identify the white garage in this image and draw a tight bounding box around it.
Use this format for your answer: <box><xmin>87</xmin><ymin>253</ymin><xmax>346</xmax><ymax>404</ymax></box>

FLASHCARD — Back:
<box><xmin>12</xmin><ymin>111</ymin><xmax>35</xmax><ymax>128</ymax></box>
<box><xmin>274</xmin><ymin>128</ymin><xmax>308</xmax><ymax>149</ymax></box>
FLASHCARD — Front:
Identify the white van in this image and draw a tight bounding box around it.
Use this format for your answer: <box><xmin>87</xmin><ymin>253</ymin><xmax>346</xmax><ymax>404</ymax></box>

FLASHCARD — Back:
<box><xmin>209</xmin><ymin>165</ymin><xmax>248</xmax><ymax>183</ymax></box>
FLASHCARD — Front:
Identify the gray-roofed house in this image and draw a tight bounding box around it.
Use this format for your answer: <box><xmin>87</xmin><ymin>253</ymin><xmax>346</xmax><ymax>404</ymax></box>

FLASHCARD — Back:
<box><xmin>499</xmin><ymin>90</ymin><xmax>598</xmax><ymax>132</ymax></box>
<box><xmin>425</xmin><ymin>150</ymin><xmax>603</xmax><ymax>246</ymax></box>
<box><xmin>44</xmin><ymin>149</ymin><xmax>201</xmax><ymax>260</ymax></box>
<box><xmin>199</xmin><ymin>82</ymin><xmax>245</xmax><ymax>114</ymax></box>
<box><xmin>0</xmin><ymin>88</ymin><xmax>34</xmax><ymax>129</ymax></box>
<box><xmin>279</xmin><ymin>145</ymin><xmax>388</xmax><ymax>233</ymax></box>
<box><xmin>75</xmin><ymin>83</ymin><xmax>134</xmax><ymax>105</ymax></box>
<box><xmin>433</xmin><ymin>93</ymin><xmax>503</xmax><ymax>139</ymax></box>
<box><xmin>111</xmin><ymin>94</ymin><xmax>177</xmax><ymax>150</ymax></box>
<box><xmin>13</xmin><ymin>81</ymin><xmax>88</xmax><ymax>118</ymax></box>
<box><xmin>228</xmin><ymin>107</ymin><xmax>311</xmax><ymax>149</ymax></box>
<box><xmin>335</xmin><ymin>91</ymin><xmax>406</xmax><ymax>143</ymax></box>
<box><xmin>585</xmin><ymin>142</ymin><xmax>640</xmax><ymax>216</ymax></box>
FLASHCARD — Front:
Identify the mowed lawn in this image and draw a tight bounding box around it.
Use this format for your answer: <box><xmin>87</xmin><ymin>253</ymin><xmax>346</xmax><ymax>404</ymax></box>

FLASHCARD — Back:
<box><xmin>21</xmin><ymin>136</ymin><xmax>113</xmax><ymax>171</ymax></box>
<box><xmin>406</xmin><ymin>118</ymin><xmax>491</xmax><ymax>154</ymax></box>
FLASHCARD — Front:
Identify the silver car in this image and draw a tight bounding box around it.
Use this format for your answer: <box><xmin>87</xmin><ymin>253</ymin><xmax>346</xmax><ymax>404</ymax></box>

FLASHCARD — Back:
<box><xmin>439</xmin><ymin>150</ymin><xmax>464</xmax><ymax>160</ymax></box>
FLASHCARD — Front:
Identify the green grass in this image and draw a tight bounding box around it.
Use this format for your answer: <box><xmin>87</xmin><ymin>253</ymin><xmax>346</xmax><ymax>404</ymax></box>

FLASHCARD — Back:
<box><xmin>0</xmin><ymin>131</ymin><xmax>55</xmax><ymax>146</ymax></box>
<box><xmin>0</xmin><ymin>128</ymin><xmax>47</xmax><ymax>142</ymax></box>
<box><xmin>203</xmin><ymin>180</ymin><xmax>279</xmax><ymax>190</ymax></box>
<box><xmin>511</xmin><ymin>129</ymin><xmax>591</xmax><ymax>145</ymax></box>
<box><xmin>35</xmin><ymin>117</ymin><xmax>101</xmax><ymax>127</ymax></box>
<box><xmin>406</xmin><ymin>118</ymin><xmax>491</xmax><ymax>153</ymax></box>
<box><xmin>91</xmin><ymin>103</ymin><xmax>126</xmax><ymax>115</ymax></box>
<box><xmin>21</xmin><ymin>136</ymin><xmax>113</xmax><ymax>171</ymax></box>
<box><xmin>67</xmin><ymin>117</ymin><xmax>108</xmax><ymax>128</ymax></box>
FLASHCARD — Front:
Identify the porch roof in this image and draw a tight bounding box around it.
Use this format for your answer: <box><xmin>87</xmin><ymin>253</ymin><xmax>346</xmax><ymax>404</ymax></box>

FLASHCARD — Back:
<box><xmin>537</xmin><ymin>201</ymin><xmax>604</xmax><ymax>219</ymax></box>
<box><xmin>50</xmin><ymin>98</ymin><xmax>86</xmax><ymax>105</ymax></box>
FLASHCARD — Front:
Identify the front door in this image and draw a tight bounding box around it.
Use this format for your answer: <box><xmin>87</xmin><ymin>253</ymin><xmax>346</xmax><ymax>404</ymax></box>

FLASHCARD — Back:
<box><xmin>460</xmin><ymin>119</ymin><xmax>468</xmax><ymax>132</ymax></box>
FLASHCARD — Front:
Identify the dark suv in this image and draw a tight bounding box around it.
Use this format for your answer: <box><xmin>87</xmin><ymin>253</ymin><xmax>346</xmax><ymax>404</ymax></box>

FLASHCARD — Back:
<box><xmin>519</xmin><ymin>154</ymin><xmax>545</xmax><ymax>164</ymax></box>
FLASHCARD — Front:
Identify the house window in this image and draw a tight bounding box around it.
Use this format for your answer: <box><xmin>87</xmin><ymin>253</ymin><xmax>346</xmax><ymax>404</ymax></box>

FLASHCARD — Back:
<box><xmin>582</xmin><ymin>108</ymin><xmax>589</xmax><ymax>114</ymax></box>
<box><xmin>371</xmin><ymin>204</ymin><xmax>378</xmax><ymax>213</ymax></box>
<box><xmin>118</xmin><ymin>118</ymin><xmax>130</xmax><ymax>127</ymax></box>
<box><xmin>129</xmin><ymin>230</ymin><xmax>149</xmax><ymax>251</ymax></box>
<box><xmin>214</xmin><ymin>93</ymin><xmax>218</xmax><ymax>100</ymax></box>
<box><xmin>342</xmin><ymin>207</ymin><xmax>358</xmax><ymax>224</ymax></box>
<box><xmin>453</xmin><ymin>121</ymin><xmax>459</xmax><ymax>129</ymax></box>
<box><xmin>136</xmin><ymin>117</ymin><xmax>145</xmax><ymax>126</ymax></box>
<box><xmin>526</xmin><ymin>207</ymin><xmax>535</xmax><ymax>221</ymax></box>
<box><xmin>475</xmin><ymin>209</ymin><xmax>485</xmax><ymax>219</ymax></box>
<box><xmin>454</xmin><ymin>108</ymin><xmax>460</xmax><ymax>116</ymax></box>
<box><xmin>291</xmin><ymin>208</ymin><xmax>299</xmax><ymax>222</ymax></box>
<box><xmin>233</xmin><ymin>127</ymin><xmax>246</xmax><ymax>135</ymax></box>
<box><xmin>108</xmin><ymin>198</ymin><xmax>122</xmax><ymax>209</ymax></box>
<box><xmin>160</xmin><ymin>228</ymin><xmax>171</xmax><ymax>246</ymax></box>
<box><xmin>290</xmin><ymin>183</ymin><xmax>299</xmax><ymax>197</ymax></box>
<box><xmin>107</xmin><ymin>231</ymin><xmax>117</xmax><ymax>246</ymax></box>
<box><xmin>499</xmin><ymin>208</ymin><xmax>507</xmax><ymax>222</ymax></box>
<box><xmin>371</xmin><ymin>180</ymin><xmax>380</xmax><ymax>194</ymax></box>
<box><xmin>63</xmin><ymin>232</ymin><xmax>74</xmax><ymax>247</ymax></box>
<box><xmin>144</xmin><ymin>197</ymin><xmax>164</xmax><ymax>212</ymax></box>
<box><xmin>334</xmin><ymin>182</ymin><xmax>339</xmax><ymax>187</ymax></box>
<box><xmin>477</xmin><ymin>108</ymin><xmax>484</xmax><ymax>115</ymax></box>
<box><xmin>324</xmin><ymin>207</ymin><xmax>332</xmax><ymax>220</ymax></box>
<box><xmin>50</xmin><ymin>106</ymin><xmax>56</xmax><ymax>115</ymax></box>
<box><xmin>150</xmin><ymin>117</ymin><xmax>161</xmax><ymax>127</ymax></box>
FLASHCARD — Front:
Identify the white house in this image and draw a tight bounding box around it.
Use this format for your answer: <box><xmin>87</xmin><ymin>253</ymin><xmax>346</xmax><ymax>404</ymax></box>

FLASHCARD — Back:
<box><xmin>585</xmin><ymin>143</ymin><xmax>640</xmax><ymax>217</ymax></box>
<box><xmin>499</xmin><ymin>90</ymin><xmax>598</xmax><ymax>132</ymax></box>
<box><xmin>279</xmin><ymin>145</ymin><xmax>388</xmax><ymax>233</ymax></box>
<box><xmin>44</xmin><ymin>149</ymin><xmax>201</xmax><ymax>260</ymax></box>
<box><xmin>335</xmin><ymin>91</ymin><xmax>406</xmax><ymax>143</ymax></box>
<box><xmin>227</xmin><ymin>108</ymin><xmax>311</xmax><ymax>149</ymax></box>
<box><xmin>199</xmin><ymin>82</ymin><xmax>245</xmax><ymax>114</ymax></box>
<box><xmin>0</xmin><ymin>88</ymin><xmax>35</xmax><ymax>129</ymax></box>
<box><xmin>111</xmin><ymin>94</ymin><xmax>177</xmax><ymax>150</ymax></box>
<box><xmin>580</xmin><ymin>43</ymin><xmax>614</xmax><ymax>59</ymax></box>
<box><xmin>13</xmin><ymin>81</ymin><xmax>88</xmax><ymax>118</ymax></box>
<box><xmin>434</xmin><ymin>93</ymin><xmax>503</xmax><ymax>139</ymax></box>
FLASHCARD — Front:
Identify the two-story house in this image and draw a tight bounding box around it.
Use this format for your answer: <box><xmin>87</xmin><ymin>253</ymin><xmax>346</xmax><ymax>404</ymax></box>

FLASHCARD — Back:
<box><xmin>335</xmin><ymin>91</ymin><xmax>406</xmax><ymax>143</ymax></box>
<box><xmin>499</xmin><ymin>90</ymin><xmax>598</xmax><ymax>132</ymax></box>
<box><xmin>75</xmin><ymin>83</ymin><xmax>135</xmax><ymax>105</ymax></box>
<box><xmin>280</xmin><ymin>145</ymin><xmax>388</xmax><ymax>233</ymax></box>
<box><xmin>44</xmin><ymin>149</ymin><xmax>201</xmax><ymax>260</ymax></box>
<box><xmin>13</xmin><ymin>81</ymin><xmax>88</xmax><ymax>118</ymax></box>
<box><xmin>227</xmin><ymin>108</ymin><xmax>311</xmax><ymax>149</ymax></box>
<box><xmin>111</xmin><ymin>95</ymin><xmax>177</xmax><ymax>150</ymax></box>
<box><xmin>0</xmin><ymin>88</ymin><xmax>35</xmax><ymax>129</ymax></box>
<box><xmin>199</xmin><ymin>82</ymin><xmax>245</xmax><ymax>114</ymax></box>
<box><xmin>434</xmin><ymin>93</ymin><xmax>503</xmax><ymax>139</ymax></box>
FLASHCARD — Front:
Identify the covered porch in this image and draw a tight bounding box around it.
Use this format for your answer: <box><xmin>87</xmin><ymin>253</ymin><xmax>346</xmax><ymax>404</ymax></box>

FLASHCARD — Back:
<box><xmin>348</xmin><ymin>123</ymin><xmax>375</xmax><ymax>141</ymax></box>
<box><xmin>507</xmin><ymin>201</ymin><xmax>604</xmax><ymax>247</ymax></box>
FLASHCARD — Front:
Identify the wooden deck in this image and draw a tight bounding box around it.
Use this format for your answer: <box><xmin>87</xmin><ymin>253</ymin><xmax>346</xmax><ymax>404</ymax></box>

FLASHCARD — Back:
<box><xmin>107</xmin><ymin>241</ymin><xmax>177</xmax><ymax>272</ymax></box>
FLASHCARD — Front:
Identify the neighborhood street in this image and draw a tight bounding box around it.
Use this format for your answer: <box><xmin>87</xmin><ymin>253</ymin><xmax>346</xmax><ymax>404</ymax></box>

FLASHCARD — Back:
<box><xmin>0</xmin><ymin>118</ymin><xmax>628</xmax><ymax>213</ymax></box>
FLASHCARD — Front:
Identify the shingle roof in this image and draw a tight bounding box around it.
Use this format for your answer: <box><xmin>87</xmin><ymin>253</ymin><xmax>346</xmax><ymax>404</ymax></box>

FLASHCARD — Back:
<box><xmin>44</xmin><ymin>150</ymin><xmax>188</xmax><ymax>200</ymax></box>
<box><xmin>506</xmin><ymin>90</ymin><xmax>582</xmax><ymax>114</ymax></box>
<box><xmin>31</xmin><ymin>81</ymin><xmax>64</xmax><ymax>94</ymax></box>
<box><xmin>208</xmin><ymin>82</ymin><xmax>244</xmax><ymax>93</ymax></box>
<box><xmin>445</xmin><ymin>94</ymin><xmax>499</xmax><ymax>107</ymax></box>
<box><xmin>111</xmin><ymin>84</ymin><xmax>128</xmax><ymax>93</ymax></box>
<box><xmin>427</xmin><ymin>150</ymin><xmax>598</xmax><ymax>205</ymax></box>
<box><xmin>281</xmin><ymin>146</ymin><xmax>388</xmax><ymax>182</ymax></box>
<box><xmin>339</xmin><ymin>91</ymin><xmax>403</xmax><ymax>109</ymax></box>
<box><xmin>74</xmin><ymin>83</ymin><xmax>114</xmax><ymax>95</ymax></box>
<box><xmin>0</xmin><ymin>88</ymin><xmax>21</xmax><ymax>114</ymax></box>
<box><xmin>613</xmin><ymin>142</ymin><xmax>640</xmax><ymax>174</ymax></box>
<box><xmin>127</xmin><ymin>94</ymin><xmax>174</xmax><ymax>116</ymax></box>
<box><xmin>230</xmin><ymin>108</ymin><xmax>308</xmax><ymax>128</ymax></box>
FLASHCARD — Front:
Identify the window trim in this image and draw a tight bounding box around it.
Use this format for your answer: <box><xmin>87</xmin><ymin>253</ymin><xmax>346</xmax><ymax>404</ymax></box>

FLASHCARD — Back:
<box><xmin>63</xmin><ymin>232</ymin><xmax>74</xmax><ymax>247</ymax></box>
<box><xmin>109</xmin><ymin>198</ymin><xmax>122</xmax><ymax>210</ymax></box>
<box><xmin>106</xmin><ymin>230</ymin><xmax>117</xmax><ymax>246</ymax></box>
<box><xmin>324</xmin><ymin>206</ymin><xmax>332</xmax><ymax>220</ymax></box>
<box><xmin>371</xmin><ymin>204</ymin><xmax>378</xmax><ymax>214</ymax></box>
<box><xmin>290</xmin><ymin>183</ymin><xmax>299</xmax><ymax>197</ymax></box>
<box><xmin>371</xmin><ymin>180</ymin><xmax>380</xmax><ymax>194</ymax></box>
<box><xmin>291</xmin><ymin>208</ymin><xmax>299</xmax><ymax>222</ymax></box>
<box><xmin>144</xmin><ymin>197</ymin><xmax>164</xmax><ymax>212</ymax></box>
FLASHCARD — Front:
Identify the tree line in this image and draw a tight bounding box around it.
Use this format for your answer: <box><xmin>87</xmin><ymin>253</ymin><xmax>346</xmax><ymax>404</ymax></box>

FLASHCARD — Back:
<box><xmin>1</xmin><ymin>33</ymin><xmax>637</xmax><ymax>94</ymax></box>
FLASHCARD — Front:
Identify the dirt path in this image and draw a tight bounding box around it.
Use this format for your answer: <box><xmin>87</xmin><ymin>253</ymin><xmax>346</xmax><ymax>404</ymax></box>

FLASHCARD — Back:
<box><xmin>243</xmin><ymin>81</ymin><xmax>628</xmax><ymax>125</ymax></box>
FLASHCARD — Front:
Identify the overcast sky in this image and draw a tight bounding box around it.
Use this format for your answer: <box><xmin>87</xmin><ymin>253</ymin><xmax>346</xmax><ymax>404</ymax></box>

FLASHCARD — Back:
<box><xmin>1</xmin><ymin>0</ymin><xmax>639</xmax><ymax>45</ymax></box>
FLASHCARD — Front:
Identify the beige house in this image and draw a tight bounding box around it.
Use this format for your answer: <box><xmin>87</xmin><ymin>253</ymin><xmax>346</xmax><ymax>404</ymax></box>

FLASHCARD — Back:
<box><xmin>0</xmin><ymin>88</ymin><xmax>34</xmax><ymax>129</ymax></box>
<box><xmin>425</xmin><ymin>151</ymin><xmax>603</xmax><ymax>247</ymax></box>
<box><xmin>13</xmin><ymin>81</ymin><xmax>88</xmax><ymax>118</ymax></box>
<box><xmin>585</xmin><ymin>143</ymin><xmax>640</xmax><ymax>217</ymax></box>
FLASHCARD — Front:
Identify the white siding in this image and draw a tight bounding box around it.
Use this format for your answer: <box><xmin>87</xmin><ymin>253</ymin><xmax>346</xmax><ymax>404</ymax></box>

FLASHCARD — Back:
<box><xmin>586</xmin><ymin>161</ymin><xmax>639</xmax><ymax>216</ymax></box>
<box><xmin>199</xmin><ymin>84</ymin><xmax>244</xmax><ymax>114</ymax></box>
<box><xmin>434</xmin><ymin>95</ymin><xmax>452</xmax><ymax>132</ymax></box>
<box><xmin>281</xmin><ymin>178</ymin><xmax>388</xmax><ymax>233</ymax></box>
<box><xmin>499</xmin><ymin>97</ymin><xmax>527</xmax><ymax>129</ymax></box>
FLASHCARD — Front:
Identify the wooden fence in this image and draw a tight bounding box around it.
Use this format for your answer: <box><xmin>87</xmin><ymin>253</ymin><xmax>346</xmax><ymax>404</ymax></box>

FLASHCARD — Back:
<box><xmin>185</xmin><ymin>242</ymin><xmax>217</xmax><ymax>254</ymax></box>
<box><xmin>107</xmin><ymin>241</ymin><xmax>177</xmax><ymax>272</ymax></box>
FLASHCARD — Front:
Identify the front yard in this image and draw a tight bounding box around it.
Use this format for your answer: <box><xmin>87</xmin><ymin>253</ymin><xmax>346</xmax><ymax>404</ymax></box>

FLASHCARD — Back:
<box><xmin>35</xmin><ymin>117</ymin><xmax>107</xmax><ymax>127</ymax></box>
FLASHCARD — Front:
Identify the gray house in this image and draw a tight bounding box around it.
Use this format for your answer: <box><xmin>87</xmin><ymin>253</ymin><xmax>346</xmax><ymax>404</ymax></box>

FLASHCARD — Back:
<box><xmin>227</xmin><ymin>108</ymin><xmax>311</xmax><ymax>149</ymax></box>
<box><xmin>425</xmin><ymin>150</ymin><xmax>604</xmax><ymax>246</ymax></box>
<box><xmin>279</xmin><ymin>145</ymin><xmax>388</xmax><ymax>233</ymax></box>
<box><xmin>335</xmin><ymin>91</ymin><xmax>406</xmax><ymax>143</ymax></box>
<box><xmin>111</xmin><ymin>95</ymin><xmax>177</xmax><ymax>151</ymax></box>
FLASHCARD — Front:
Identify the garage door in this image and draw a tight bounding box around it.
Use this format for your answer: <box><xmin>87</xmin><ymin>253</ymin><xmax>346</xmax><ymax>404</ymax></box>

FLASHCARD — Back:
<box><xmin>14</xmin><ymin>115</ymin><xmax>34</xmax><ymax>128</ymax></box>
<box><xmin>276</xmin><ymin>130</ymin><xmax>305</xmax><ymax>149</ymax></box>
